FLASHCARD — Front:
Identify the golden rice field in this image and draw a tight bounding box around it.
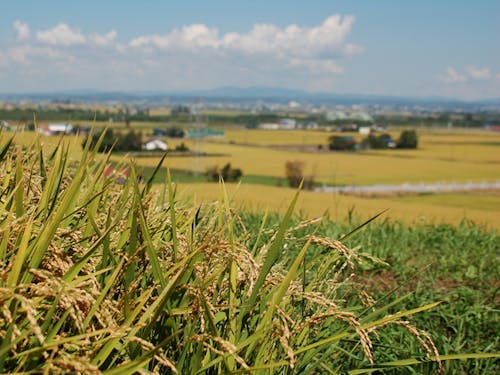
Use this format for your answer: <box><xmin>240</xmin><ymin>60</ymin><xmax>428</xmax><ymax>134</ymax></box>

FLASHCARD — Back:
<box><xmin>6</xmin><ymin>127</ymin><xmax>500</xmax><ymax>228</ymax></box>
<box><xmin>177</xmin><ymin>183</ymin><xmax>500</xmax><ymax>229</ymax></box>
<box><xmin>131</xmin><ymin>129</ymin><xmax>500</xmax><ymax>186</ymax></box>
<box><xmin>148</xmin><ymin>127</ymin><xmax>500</xmax><ymax>229</ymax></box>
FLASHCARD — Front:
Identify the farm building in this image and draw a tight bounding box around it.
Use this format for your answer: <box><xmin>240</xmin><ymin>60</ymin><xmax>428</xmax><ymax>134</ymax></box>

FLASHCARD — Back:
<box><xmin>142</xmin><ymin>139</ymin><xmax>168</xmax><ymax>151</ymax></box>
<box><xmin>359</xmin><ymin>126</ymin><xmax>371</xmax><ymax>135</ymax></box>
<box><xmin>37</xmin><ymin>123</ymin><xmax>75</xmax><ymax>136</ymax></box>
<box><xmin>301</xmin><ymin>121</ymin><xmax>319</xmax><ymax>129</ymax></box>
<box><xmin>48</xmin><ymin>123</ymin><xmax>74</xmax><ymax>134</ymax></box>
<box><xmin>259</xmin><ymin>123</ymin><xmax>280</xmax><ymax>130</ymax></box>
<box><xmin>186</xmin><ymin>128</ymin><xmax>224</xmax><ymax>139</ymax></box>
<box><xmin>484</xmin><ymin>124</ymin><xmax>500</xmax><ymax>132</ymax></box>
<box><xmin>278</xmin><ymin>118</ymin><xmax>296</xmax><ymax>129</ymax></box>
<box><xmin>259</xmin><ymin>118</ymin><xmax>313</xmax><ymax>130</ymax></box>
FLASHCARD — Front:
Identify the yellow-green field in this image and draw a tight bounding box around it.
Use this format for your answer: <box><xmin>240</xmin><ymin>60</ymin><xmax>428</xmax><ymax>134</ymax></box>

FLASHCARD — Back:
<box><xmin>176</xmin><ymin>183</ymin><xmax>500</xmax><ymax>230</ymax></box>
<box><xmin>4</xmin><ymin>127</ymin><xmax>500</xmax><ymax>228</ymax></box>
<box><xmin>134</xmin><ymin>129</ymin><xmax>500</xmax><ymax>186</ymax></box>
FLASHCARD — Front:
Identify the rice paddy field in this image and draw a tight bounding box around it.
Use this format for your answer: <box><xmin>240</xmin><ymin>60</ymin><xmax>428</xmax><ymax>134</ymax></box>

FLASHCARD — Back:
<box><xmin>170</xmin><ymin>128</ymin><xmax>500</xmax><ymax>229</ymax></box>
<box><xmin>9</xmin><ymin>126</ymin><xmax>500</xmax><ymax>229</ymax></box>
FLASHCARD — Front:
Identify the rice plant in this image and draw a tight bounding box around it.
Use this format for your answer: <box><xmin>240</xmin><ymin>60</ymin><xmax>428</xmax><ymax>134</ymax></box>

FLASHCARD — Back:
<box><xmin>0</xmin><ymin>132</ymin><xmax>498</xmax><ymax>374</ymax></box>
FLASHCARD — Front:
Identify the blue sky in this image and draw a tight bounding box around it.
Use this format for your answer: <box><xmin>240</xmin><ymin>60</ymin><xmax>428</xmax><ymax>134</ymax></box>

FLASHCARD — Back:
<box><xmin>1</xmin><ymin>0</ymin><xmax>499</xmax><ymax>99</ymax></box>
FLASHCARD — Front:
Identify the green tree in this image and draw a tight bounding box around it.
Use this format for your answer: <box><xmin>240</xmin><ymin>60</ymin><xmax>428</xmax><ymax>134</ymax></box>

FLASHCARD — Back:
<box><xmin>362</xmin><ymin>133</ymin><xmax>393</xmax><ymax>149</ymax></box>
<box><xmin>118</xmin><ymin>129</ymin><xmax>142</xmax><ymax>151</ymax></box>
<box><xmin>82</xmin><ymin>129</ymin><xmax>142</xmax><ymax>152</ymax></box>
<box><xmin>206</xmin><ymin>163</ymin><xmax>243</xmax><ymax>182</ymax></box>
<box><xmin>166</xmin><ymin>127</ymin><xmax>185</xmax><ymax>138</ymax></box>
<box><xmin>397</xmin><ymin>130</ymin><xmax>418</xmax><ymax>149</ymax></box>
<box><xmin>329</xmin><ymin>136</ymin><xmax>356</xmax><ymax>151</ymax></box>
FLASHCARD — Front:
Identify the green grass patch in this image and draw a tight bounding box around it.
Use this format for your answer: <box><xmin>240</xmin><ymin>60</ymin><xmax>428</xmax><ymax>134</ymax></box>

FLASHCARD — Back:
<box><xmin>239</xmin><ymin>212</ymin><xmax>500</xmax><ymax>373</ymax></box>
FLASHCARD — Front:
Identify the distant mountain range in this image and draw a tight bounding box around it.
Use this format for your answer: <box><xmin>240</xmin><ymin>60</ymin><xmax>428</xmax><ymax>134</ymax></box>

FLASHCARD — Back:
<box><xmin>1</xmin><ymin>87</ymin><xmax>499</xmax><ymax>108</ymax></box>
<box><xmin>191</xmin><ymin>87</ymin><xmax>500</xmax><ymax>106</ymax></box>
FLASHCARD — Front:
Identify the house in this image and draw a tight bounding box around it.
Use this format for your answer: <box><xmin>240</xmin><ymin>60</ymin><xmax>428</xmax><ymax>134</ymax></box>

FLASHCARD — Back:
<box><xmin>37</xmin><ymin>123</ymin><xmax>75</xmax><ymax>136</ymax></box>
<box><xmin>259</xmin><ymin>123</ymin><xmax>280</xmax><ymax>130</ymax></box>
<box><xmin>484</xmin><ymin>124</ymin><xmax>500</xmax><ymax>132</ymax></box>
<box><xmin>359</xmin><ymin>126</ymin><xmax>371</xmax><ymax>135</ymax></box>
<box><xmin>259</xmin><ymin>119</ymin><xmax>301</xmax><ymax>130</ymax></box>
<box><xmin>48</xmin><ymin>123</ymin><xmax>74</xmax><ymax>135</ymax></box>
<box><xmin>143</xmin><ymin>139</ymin><xmax>168</xmax><ymax>151</ymax></box>
<box><xmin>278</xmin><ymin>118</ymin><xmax>296</xmax><ymax>129</ymax></box>
<box><xmin>302</xmin><ymin>121</ymin><xmax>319</xmax><ymax>129</ymax></box>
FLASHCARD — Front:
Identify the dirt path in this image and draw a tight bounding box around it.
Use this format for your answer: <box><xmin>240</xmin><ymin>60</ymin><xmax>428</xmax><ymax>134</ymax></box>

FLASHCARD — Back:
<box><xmin>315</xmin><ymin>181</ymin><xmax>500</xmax><ymax>195</ymax></box>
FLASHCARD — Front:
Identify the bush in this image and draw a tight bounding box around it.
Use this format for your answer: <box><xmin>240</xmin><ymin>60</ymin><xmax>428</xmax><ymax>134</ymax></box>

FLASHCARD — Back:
<box><xmin>82</xmin><ymin>129</ymin><xmax>142</xmax><ymax>152</ymax></box>
<box><xmin>362</xmin><ymin>133</ymin><xmax>394</xmax><ymax>149</ymax></box>
<box><xmin>165</xmin><ymin>127</ymin><xmax>185</xmax><ymax>138</ymax></box>
<box><xmin>206</xmin><ymin>162</ymin><xmax>243</xmax><ymax>182</ymax></box>
<box><xmin>329</xmin><ymin>135</ymin><xmax>356</xmax><ymax>151</ymax></box>
<box><xmin>174</xmin><ymin>142</ymin><xmax>189</xmax><ymax>152</ymax></box>
<box><xmin>118</xmin><ymin>129</ymin><xmax>142</xmax><ymax>151</ymax></box>
<box><xmin>285</xmin><ymin>160</ymin><xmax>314</xmax><ymax>189</ymax></box>
<box><xmin>397</xmin><ymin>129</ymin><xmax>418</xmax><ymax>149</ymax></box>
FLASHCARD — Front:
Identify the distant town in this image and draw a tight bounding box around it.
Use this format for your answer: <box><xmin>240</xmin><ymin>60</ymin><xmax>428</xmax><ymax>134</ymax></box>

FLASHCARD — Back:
<box><xmin>1</xmin><ymin>89</ymin><xmax>499</xmax><ymax>135</ymax></box>
<box><xmin>1</xmin><ymin>87</ymin><xmax>500</xmax><ymax>112</ymax></box>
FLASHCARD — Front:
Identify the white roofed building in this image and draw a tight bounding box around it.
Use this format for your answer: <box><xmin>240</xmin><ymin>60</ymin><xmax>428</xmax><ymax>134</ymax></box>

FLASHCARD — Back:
<box><xmin>143</xmin><ymin>139</ymin><xmax>168</xmax><ymax>151</ymax></box>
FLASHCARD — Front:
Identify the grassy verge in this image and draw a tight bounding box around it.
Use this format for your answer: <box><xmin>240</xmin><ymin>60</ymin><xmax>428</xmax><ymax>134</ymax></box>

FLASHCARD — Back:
<box><xmin>239</xmin><ymin>212</ymin><xmax>500</xmax><ymax>373</ymax></box>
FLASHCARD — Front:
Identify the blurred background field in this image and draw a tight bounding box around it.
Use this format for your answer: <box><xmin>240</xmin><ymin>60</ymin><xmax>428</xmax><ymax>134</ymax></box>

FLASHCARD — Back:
<box><xmin>177</xmin><ymin>183</ymin><xmax>500</xmax><ymax>229</ymax></box>
<box><xmin>7</xmin><ymin>126</ymin><xmax>500</xmax><ymax>229</ymax></box>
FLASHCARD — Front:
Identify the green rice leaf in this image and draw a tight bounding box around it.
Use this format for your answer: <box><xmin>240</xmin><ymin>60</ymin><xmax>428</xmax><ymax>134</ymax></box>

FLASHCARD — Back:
<box><xmin>348</xmin><ymin>353</ymin><xmax>500</xmax><ymax>374</ymax></box>
<box><xmin>246</xmin><ymin>183</ymin><xmax>302</xmax><ymax>309</ymax></box>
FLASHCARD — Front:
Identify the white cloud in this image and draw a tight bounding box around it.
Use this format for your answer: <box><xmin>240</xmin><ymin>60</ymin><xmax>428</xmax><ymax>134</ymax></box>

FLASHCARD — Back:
<box><xmin>496</xmin><ymin>73</ymin><xmax>500</xmax><ymax>81</ymax></box>
<box><xmin>128</xmin><ymin>15</ymin><xmax>360</xmax><ymax>73</ymax></box>
<box><xmin>130</xmin><ymin>24</ymin><xmax>220</xmax><ymax>49</ymax></box>
<box><xmin>466</xmin><ymin>65</ymin><xmax>491</xmax><ymax>80</ymax></box>
<box><xmin>3</xmin><ymin>16</ymin><xmax>362</xmax><ymax>91</ymax></box>
<box><xmin>441</xmin><ymin>65</ymin><xmax>495</xmax><ymax>84</ymax></box>
<box><xmin>180</xmin><ymin>24</ymin><xmax>220</xmax><ymax>48</ymax></box>
<box><xmin>441</xmin><ymin>67</ymin><xmax>467</xmax><ymax>83</ymax></box>
<box><xmin>223</xmin><ymin>23</ymin><xmax>280</xmax><ymax>54</ymax></box>
<box><xmin>34</xmin><ymin>23</ymin><xmax>118</xmax><ymax>49</ymax></box>
<box><xmin>13</xmin><ymin>20</ymin><xmax>30</xmax><ymax>40</ymax></box>
<box><xmin>89</xmin><ymin>30</ymin><xmax>117</xmax><ymax>47</ymax></box>
<box><xmin>226</xmin><ymin>14</ymin><xmax>358</xmax><ymax>57</ymax></box>
<box><xmin>36</xmin><ymin>23</ymin><xmax>86</xmax><ymax>46</ymax></box>
<box><xmin>129</xmin><ymin>34</ymin><xmax>166</xmax><ymax>48</ymax></box>
<box><xmin>3</xmin><ymin>44</ymin><xmax>64</xmax><ymax>66</ymax></box>
<box><xmin>5</xmin><ymin>45</ymin><xmax>31</xmax><ymax>64</ymax></box>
